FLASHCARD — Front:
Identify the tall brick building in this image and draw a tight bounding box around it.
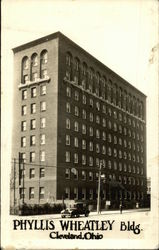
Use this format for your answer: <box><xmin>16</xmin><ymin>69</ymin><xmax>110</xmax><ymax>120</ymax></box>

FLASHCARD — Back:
<box><xmin>11</xmin><ymin>32</ymin><xmax>147</xmax><ymax>209</ymax></box>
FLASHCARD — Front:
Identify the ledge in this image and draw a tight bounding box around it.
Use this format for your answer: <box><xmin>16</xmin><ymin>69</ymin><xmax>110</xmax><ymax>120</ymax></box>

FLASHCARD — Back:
<box><xmin>18</xmin><ymin>76</ymin><xmax>50</xmax><ymax>89</ymax></box>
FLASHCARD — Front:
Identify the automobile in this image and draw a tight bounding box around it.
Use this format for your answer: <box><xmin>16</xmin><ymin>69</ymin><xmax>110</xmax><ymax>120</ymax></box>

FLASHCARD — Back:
<box><xmin>61</xmin><ymin>202</ymin><xmax>90</xmax><ymax>218</ymax></box>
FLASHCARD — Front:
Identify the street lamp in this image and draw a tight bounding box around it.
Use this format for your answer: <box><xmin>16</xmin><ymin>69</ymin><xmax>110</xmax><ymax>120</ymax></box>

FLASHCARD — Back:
<box><xmin>97</xmin><ymin>160</ymin><xmax>105</xmax><ymax>214</ymax></box>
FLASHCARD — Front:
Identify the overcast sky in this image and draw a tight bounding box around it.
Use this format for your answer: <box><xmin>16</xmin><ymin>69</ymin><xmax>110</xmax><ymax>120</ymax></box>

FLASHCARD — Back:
<box><xmin>1</xmin><ymin>0</ymin><xmax>159</xmax><ymax>248</ymax></box>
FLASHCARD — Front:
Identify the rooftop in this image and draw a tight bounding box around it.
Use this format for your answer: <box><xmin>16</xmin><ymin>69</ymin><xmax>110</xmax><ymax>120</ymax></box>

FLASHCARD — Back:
<box><xmin>12</xmin><ymin>31</ymin><xmax>146</xmax><ymax>98</ymax></box>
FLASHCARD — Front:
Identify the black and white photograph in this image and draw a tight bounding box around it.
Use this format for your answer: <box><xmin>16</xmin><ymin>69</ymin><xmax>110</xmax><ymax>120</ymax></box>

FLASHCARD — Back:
<box><xmin>1</xmin><ymin>0</ymin><xmax>159</xmax><ymax>249</ymax></box>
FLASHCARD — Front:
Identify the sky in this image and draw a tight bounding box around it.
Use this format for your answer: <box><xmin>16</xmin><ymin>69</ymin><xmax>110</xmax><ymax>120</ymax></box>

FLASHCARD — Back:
<box><xmin>1</xmin><ymin>0</ymin><xmax>159</xmax><ymax>248</ymax></box>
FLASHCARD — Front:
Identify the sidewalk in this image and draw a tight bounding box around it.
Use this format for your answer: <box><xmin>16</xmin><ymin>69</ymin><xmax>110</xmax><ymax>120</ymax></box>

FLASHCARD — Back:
<box><xmin>13</xmin><ymin>208</ymin><xmax>150</xmax><ymax>219</ymax></box>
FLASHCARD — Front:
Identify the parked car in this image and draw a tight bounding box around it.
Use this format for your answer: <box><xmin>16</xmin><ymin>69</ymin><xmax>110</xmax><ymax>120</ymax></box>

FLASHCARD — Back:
<box><xmin>61</xmin><ymin>202</ymin><xmax>90</xmax><ymax>218</ymax></box>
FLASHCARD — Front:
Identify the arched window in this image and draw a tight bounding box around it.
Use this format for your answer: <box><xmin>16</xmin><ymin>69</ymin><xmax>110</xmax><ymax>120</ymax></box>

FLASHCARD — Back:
<box><xmin>66</xmin><ymin>52</ymin><xmax>72</xmax><ymax>66</ymax></box>
<box><xmin>21</xmin><ymin>56</ymin><xmax>29</xmax><ymax>83</ymax></box>
<box><xmin>40</xmin><ymin>50</ymin><xmax>48</xmax><ymax>79</ymax></box>
<box><xmin>40</xmin><ymin>50</ymin><xmax>48</xmax><ymax>64</ymax></box>
<box><xmin>31</xmin><ymin>53</ymin><xmax>38</xmax><ymax>66</ymax></box>
<box><xmin>22</xmin><ymin>56</ymin><xmax>29</xmax><ymax>70</ymax></box>
<box><xmin>74</xmin><ymin>57</ymin><xmax>80</xmax><ymax>71</ymax></box>
<box><xmin>82</xmin><ymin>62</ymin><xmax>87</xmax><ymax>76</ymax></box>
<box><xmin>31</xmin><ymin>53</ymin><xmax>38</xmax><ymax>81</ymax></box>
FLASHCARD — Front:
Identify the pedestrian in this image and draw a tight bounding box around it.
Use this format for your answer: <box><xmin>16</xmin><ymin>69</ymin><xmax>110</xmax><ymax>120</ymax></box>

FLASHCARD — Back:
<box><xmin>119</xmin><ymin>204</ymin><xmax>122</xmax><ymax>214</ymax></box>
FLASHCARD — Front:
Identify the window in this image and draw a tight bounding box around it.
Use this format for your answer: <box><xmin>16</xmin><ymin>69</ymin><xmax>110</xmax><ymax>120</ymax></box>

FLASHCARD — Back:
<box><xmin>40</xmin><ymin>101</ymin><xmax>46</xmax><ymax>111</ymax></box>
<box><xmin>22</xmin><ymin>89</ymin><xmax>27</xmax><ymax>100</ymax></box>
<box><xmin>82</xmin><ymin>155</ymin><xmax>86</xmax><ymax>165</ymax></box>
<box><xmin>39</xmin><ymin>187</ymin><xmax>45</xmax><ymax>199</ymax></box>
<box><xmin>66</xmin><ymin>87</ymin><xmax>71</xmax><ymax>97</ymax></box>
<box><xmin>102</xmin><ymin>118</ymin><xmax>106</xmax><ymax>127</ymax></box>
<box><xmin>96</xmin><ymin>115</ymin><xmax>100</xmax><ymax>124</ymax></box>
<box><xmin>128</xmin><ymin>165</ymin><xmax>131</xmax><ymax>173</ymax></box>
<box><xmin>21</xmin><ymin>137</ymin><xmax>26</xmax><ymax>147</ymax></box>
<box><xmin>108</xmin><ymin>160</ymin><xmax>112</xmax><ymax>169</ymax></box>
<box><xmin>66</xmin><ymin>135</ymin><xmax>70</xmax><ymax>145</ymax></box>
<box><xmin>31</xmin><ymin>103</ymin><xmax>36</xmax><ymax>114</ymax></box>
<box><xmin>108</xmin><ymin>134</ymin><xmax>112</xmax><ymax>143</ymax></box>
<box><xmin>89</xmin><ymin>127</ymin><xmax>93</xmax><ymax>136</ymax></box>
<box><xmin>96</xmin><ymin>158</ymin><xmax>100</xmax><ymax>167</ymax></box>
<box><xmin>32</xmin><ymin>72</ymin><xmax>38</xmax><ymax>82</ymax></box>
<box><xmin>82</xmin><ymin>124</ymin><xmax>86</xmax><ymax>134</ymax></box>
<box><xmin>108</xmin><ymin>147</ymin><xmax>112</xmax><ymax>156</ymax></box>
<box><xmin>22</xmin><ymin>105</ymin><xmax>27</xmax><ymax>116</ymax></box>
<box><xmin>74</xmin><ymin>153</ymin><xmax>78</xmax><ymax>163</ymax></box>
<box><xmin>108</xmin><ymin>121</ymin><xmax>112</xmax><ymax>129</ymax></box>
<box><xmin>40</xmin><ymin>151</ymin><xmax>45</xmax><ymax>162</ymax></box>
<box><xmin>30</xmin><ymin>135</ymin><xmax>36</xmax><ymax>146</ymax></box>
<box><xmin>96</xmin><ymin>129</ymin><xmax>100</xmax><ymax>138</ymax></box>
<box><xmin>22</xmin><ymin>57</ymin><xmax>29</xmax><ymax>70</ymax></box>
<box><xmin>40</xmin><ymin>85</ymin><xmax>46</xmax><ymax>95</ymax></box>
<box><xmin>21</xmin><ymin>121</ymin><xmax>26</xmax><ymax>131</ymax></box>
<box><xmin>74</xmin><ymin>58</ymin><xmax>80</xmax><ymax>71</ymax></box>
<box><xmin>40</xmin><ymin>134</ymin><xmax>45</xmax><ymax>145</ymax></box>
<box><xmin>29</xmin><ymin>187</ymin><xmax>34</xmax><ymax>199</ymax></box>
<box><xmin>66</xmin><ymin>102</ymin><xmax>71</xmax><ymax>113</ymax></box>
<box><xmin>96</xmin><ymin>144</ymin><xmax>100</xmax><ymax>153</ymax></box>
<box><xmin>119</xmin><ymin>113</ymin><xmax>122</xmax><ymax>121</ymax></box>
<box><xmin>119</xmin><ymin>150</ymin><xmax>122</xmax><ymax>159</ymax></box>
<box><xmin>74</xmin><ymin>121</ymin><xmax>79</xmax><ymax>132</ymax></box>
<box><xmin>73</xmin><ymin>187</ymin><xmax>78</xmax><ymax>199</ymax></box>
<box><xmin>89</xmin><ymin>141</ymin><xmax>93</xmax><ymax>151</ymax></box>
<box><xmin>65</xmin><ymin>169</ymin><xmax>70</xmax><ymax>179</ymax></box>
<box><xmin>24</xmin><ymin>74</ymin><xmax>29</xmax><ymax>84</ymax></box>
<box><xmin>108</xmin><ymin>108</ymin><xmax>112</xmax><ymax>116</ymax></box>
<box><xmin>96</xmin><ymin>102</ymin><xmax>100</xmax><ymax>111</ymax></box>
<box><xmin>113</xmin><ymin>111</ymin><xmax>117</xmax><ymax>119</ymax></box>
<box><xmin>65</xmin><ymin>151</ymin><xmax>70</xmax><ymax>162</ymax></box>
<box><xmin>21</xmin><ymin>153</ymin><xmax>26</xmax><ymax>163</ymax></box>
<box><xmin>89</xmin><ymin>113</ymin><xmax>94</xmax><ymax>122</ymax></box>
<box><xmin>66</xmin><ymin>118</ymin><xmax>70</xmax><ymax>129</ymax></box>
<box><xmin>66</xmin><ymin>71</ymin><xmax>71</xmax><ymax>80</ymax></box>
<box><xmin>19</xmin><ymin>188</ymin><xmax>25</xmax><ymax>199</ymax></box>
<box><xmin>102</xmin><ymin>105</ymin><xmax>106</xmax><ymax>113</ymax></box>
<box><xmin>75</xmin><ymin>91</ymin><xmax>79</xmax><ymax>101</ymax></box>
<box><xmin>89</xmin><ymin>189</ymin><xmax>93</xmax><ymax>200</ymax></box>
<box><xmin>89</xmin><ymin>172</ymin><xmax>93</xmax><ymax>181</ymax></box>
<box><xmin>82</xmin><ymin>188</ymin><xmax>86</xmax><ymax>200</ymax></box>
<box><xmin>41</xmin><ymin>50</ymin><xmax>48</xmax><ymax>64</ymax></box>
<box><xmin>30</xmin><ymin>168</ymin><xmax>35</xmax><ymax>178</ymax></box>
<box><xmin>89</xmin><ymin>98</ymin><xmax>93</xmax><ymax>107</ymax></box>
<box><xmin>82</xmin><ymin>171</ymin><xmax>86</xmax><ymax>180</ymax></box>
<box><xmin>30</xmin><ymin>119</ymin><xmax>36</xmax><ymax>130</ymax></box>
<box><xmin>40</xmin><ymin>168</ymin><xmax>45</xmax><ymax>178</ymax></box>
<box><xmin>119</xmin><ymin>163</ymin><xmax>122</xmax><ymax>171</ymax></box>
<box><xmin>73</xmin><ymin>169</ymin><xmax>78</xmax><ymax>180</ymax></box>
<box><xmin>82</xmin><ymin>109</ymin><xmax>86</xmax><ymax>119</ymax></box>
<box><xmin>82</xmin><ymin>139</ymin><xmax>86</xmax><ymax>149</ymax></box>
<box><xmin>31</xmin><ymin>53</ymin><xmax>38</xmax><ymax>66</ymax></box>
<box><xmin>102</xmin><ymin>145</ymin><xmax>106</xmax><ymax>154</ymax></box>
<box><xmin>89</xmin><ymin>156</ymin><xmax>93</xmax><ymax>166</ymax></box>
<box><xmin>40</xmin><ymin>117</ymin><xmax>46</xmax><ymax>128</ymax></box>
<box><xmin>30</xmin><ymin>152</ymin><xmax>35</xmax><ymax>162</ymax></box>
<box><xmin>66</xmin><ymin>53</ymin><xmax>71</xmax><ymax>66</ymax></box>
<box><xmin>114</xmin><ymin>148</ymin><xmax>117</xmax><ymax>157</ymax></box>
<box><xmin>113</xmin><ymin>123</ymin><xmax>117</xmax><ymax>132</ymax></box>
<box><xmin>65</xmin><ymin>187</ymin><xmax>70</xmax><ymax>199</ymax></box>
<box><xmin>31</xmin><ymin>87</ymin><xmax>37</xmax><ymax>98</ymax></box>
<box><xmin>74</xmin><ymin>76</ymin><xmax>79</xmax><ymax>84</ymax></box>
<box><xmin>74</xmin><ymin>137</ymin><xmax>78</xmax><ymax>147</ymax></box>
<box><xmin>102</xmin><ymin>131</ymin><xmax>106</xmax><ymax>141</ymax></box>
<box><xmin>82</xmin><ymin>95</ymin><xmax>86</xmax><ymax>104</ymax></box>
<box><xmin>124</xmin><ymin>164</ymin><xmax>127</xmax><ymax>172</ymax></box>
<box><xmin>75</xmin><ymin>106</ymin><xmax>79</xmax><ymax>116</ymax></box>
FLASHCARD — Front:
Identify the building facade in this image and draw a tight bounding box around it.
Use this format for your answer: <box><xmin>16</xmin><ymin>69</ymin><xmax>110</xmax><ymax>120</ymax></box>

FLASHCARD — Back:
<box><xmin>11</xmin><ymin>32</ymin><xmax>147</xmax><ymax>210</ymax></box>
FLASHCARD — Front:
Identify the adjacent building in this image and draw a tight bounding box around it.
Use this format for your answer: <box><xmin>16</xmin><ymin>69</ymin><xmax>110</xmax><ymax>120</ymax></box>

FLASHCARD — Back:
<box><xmin>11</xmin><ymin>32</ymin><xmax>147</xmax><ymax>210</ymax></box>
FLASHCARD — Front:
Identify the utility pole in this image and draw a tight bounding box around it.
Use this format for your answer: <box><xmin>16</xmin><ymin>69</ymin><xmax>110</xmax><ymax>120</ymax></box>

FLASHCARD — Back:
<box><xmin>13</xmin><ymin>158</ymin><xmax>16</xmax><ymax>213</ymax></box>
<box><xmin>97</xmin><ymin>160</ymin><xmax>103</xmax><ymax>214</ymax></box>
<box><xmin>22</xmin><ymin>159</ymin><xmax>25</xmax><ymax>205</ymax></box>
